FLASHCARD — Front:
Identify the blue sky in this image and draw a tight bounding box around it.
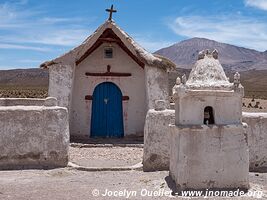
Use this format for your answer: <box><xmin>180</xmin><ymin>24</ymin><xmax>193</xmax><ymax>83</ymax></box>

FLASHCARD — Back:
<box><xmin>0</xmin><ymin>0</ymin><xmax>267</xmax><ymax>69</ymax></box>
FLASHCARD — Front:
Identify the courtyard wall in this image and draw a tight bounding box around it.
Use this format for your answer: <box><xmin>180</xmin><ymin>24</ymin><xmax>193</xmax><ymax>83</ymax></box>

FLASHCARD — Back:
<box><xmin>144</xmin><ymin>109</ymin><xmax>267</xmax><ymax>172</ymax></box>
<box><xmin>243</xmin><ymin>112</ymin><xmax>267</xmax><ymax>172</ymax></box>
<box><xmin>0</xmin><ymin>97</ymin><xmax>69</xmax><ymax>170</ymax></box>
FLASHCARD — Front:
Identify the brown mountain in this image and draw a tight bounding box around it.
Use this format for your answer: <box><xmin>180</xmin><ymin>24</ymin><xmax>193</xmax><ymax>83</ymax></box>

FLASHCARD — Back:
<box><xmin>155</xmin><ymin>37</ymin><xmax>267</xmax><ymax>71</ymax></box>
<box><xmin>0</xmin><ymin>68</ymin><xmax>48</xmax><ymax>98</ymax></box>
<box><xmin>0</xmin><ymin>68</ymin><xmax>48</xmax><ymax>87</ymax></box>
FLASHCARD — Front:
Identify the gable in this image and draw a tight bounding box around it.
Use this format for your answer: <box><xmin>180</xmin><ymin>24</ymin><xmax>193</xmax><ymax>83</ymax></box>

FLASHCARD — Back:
<box><xmin>75</xmin><ymin>28</ymin><xmax>145</xmax><ymax>68</ymax></box>
<box><xmin>40</xmin><ymin>21</ymin><xmax>176</xmax><ymax>71</ymax></box>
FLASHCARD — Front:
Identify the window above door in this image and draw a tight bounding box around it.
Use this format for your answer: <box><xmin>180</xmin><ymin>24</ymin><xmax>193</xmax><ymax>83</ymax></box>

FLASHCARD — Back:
<box><xmin>104</xmin><ymin>47</ymin><xmax>113</xmax><ymax>59</ymax></box>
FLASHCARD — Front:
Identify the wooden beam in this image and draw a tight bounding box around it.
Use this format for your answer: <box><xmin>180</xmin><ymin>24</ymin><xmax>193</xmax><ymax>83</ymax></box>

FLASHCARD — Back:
<box><xmin>116</xmin><ymin>41</ymin><xmax>145</xmax><ymax>68</ymax></box>
<box><xmin>98</xmin><ymin>38</ymin><xmax>120</xmax><ymax>43</ymax></box>
<box><xmin>122</xmin><ymin>96</ymin><xmax>129</xmax><ymax>101</ymax></box>
<box><xmin>85</xmin><ymin>95</ymin><xmax>93</xmax><ymax>100</ymax></box>
<box><xmin>76</xmin><ymin>40</ymin><xmax>103</xmax><ymax>65</ymax></box>
<box><xmin>85</xmin><ymin>72</ymin><xmax>131</xmax><ymax>77</ymax></box>
<box><xmin>76</xmin><ymin>28</ymin><xmax>145</xmax><ymax>68</ymax></box>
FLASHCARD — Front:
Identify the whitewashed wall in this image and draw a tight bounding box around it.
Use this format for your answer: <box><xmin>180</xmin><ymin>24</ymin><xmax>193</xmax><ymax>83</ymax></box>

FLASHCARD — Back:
<box><xmin>145</xmin><ymin>67</ymin><xmax>169</xmax><ymax>109</ymax></box>
<box><xmin>0</xmin><ymin>101</ymin><xmax>69</xmax><ymax>170</ymax></box>
<box><xmin>70</xmin><ymin>43</ymin><xmax>146</xmax><ymax>137</ymax></box>
<box><xmin>143</xmin><ymin>110</ymin><xmax>267</xmax><ymax>172</ymax></box>
<box><xmin>243</xmin><ymin>112</ymin><xmax>267</xmax><ymax>172</ymax></box>
<box><xmin>175</xmin><ymin>91</ymin><xmax>242</xmax><ymax>125</ymax></box>
<box><xmin>143</xmin><ymin>108</ymin><xmax>174</xmax><ymax>171</ymax></box>
<box><xmin>170</xmin><ymin>124</ymin><xmax>249</xmax><ymax>190</ymax></box>
<box><xmin>49</xmin><ymin>64</ymin><xmax>74</xmax><ymax>110</ymax></box>
<box><xmin>0</xmin><ymin>98</ymin><xmax>46</xmax><ymax>106</ymax></box>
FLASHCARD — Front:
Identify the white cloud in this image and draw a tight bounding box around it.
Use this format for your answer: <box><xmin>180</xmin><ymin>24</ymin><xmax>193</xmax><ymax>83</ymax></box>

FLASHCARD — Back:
<box><xmin>39</xmin><ymin>17</ymin><xmax>84</xmax><ymax>24</ymax></box>
<box><xmin>0</xmin><ymin>43</ymin><xmax>50</xmax><ymax>52</ymax></box>
<box><xmin>0</xmin><ymin>28</ymin><xmax>90</xmax><ymax>46</ymax></box>
<box><xmin>168</xmin><ymin>15</ymin><xmax>267</xmax><ymax>51</ymax></box>
<box><xmin>29</xmin><ymin>29</ymin><xmax>90</xmax><ymax>46</ymax></box>
<box><xmin>0</xmin><ymin>1</ymin><xmax>93</xmax><ymax>50</ymax></box>
<box><xmin>245</xmin><ymin>0</ymin><xmax>267</xmax><ymax>11</ymax></box>
<box><xmin>15</xmin><ymin>0</ymin><xmax>29</xmax><ymax>5</ymax></box>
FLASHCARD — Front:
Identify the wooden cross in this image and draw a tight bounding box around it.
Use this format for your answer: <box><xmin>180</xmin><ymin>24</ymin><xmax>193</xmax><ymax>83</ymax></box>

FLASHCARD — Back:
<box><xmin>106</xmin><ymin>5</ymin><xmax>117</xmax><ymax>21</ymax></box>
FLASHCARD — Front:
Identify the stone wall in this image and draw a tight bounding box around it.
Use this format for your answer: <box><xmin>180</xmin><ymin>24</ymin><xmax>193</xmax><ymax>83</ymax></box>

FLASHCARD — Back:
<box><xmin>49</xmin><ymin>64</ymin><xmax>74</xmax><ymax>110</ymax></box>
<box><xmin>0</xmin><ymin>98</ymin><xmax>69</xmax><ymax>170</ymax></box>
<box><xmin>143</xmin><ymin>109</ymin><xmax>267</xmax><ymax>172</ymax></box>
<box><xmin>145</xmin><ymin>67</ymin><xmax>169</xmax><ymax>110</ymax></box>
<box><xmin>174</xmin><ymin>91</ymin><xmax>242</xmax><ymax>125</ymax></box>
<box><xmin>170</xmin><ymin>124</ymin><xmax>249</xmax><ymax>190</ymax></box>
<box><xmin>243</xmin><ymin>112</ymin><xmax>267</xmax><ymax>172</ymax></box>
<box><xmin>0</xmin><ymin>97</ymin><xmax>56</xmax><ymax>106</ymax></box>
<box><xmin>143</xmin><ymin>106</ymin><xmax>174</xmax><ymax>171</ymax></box>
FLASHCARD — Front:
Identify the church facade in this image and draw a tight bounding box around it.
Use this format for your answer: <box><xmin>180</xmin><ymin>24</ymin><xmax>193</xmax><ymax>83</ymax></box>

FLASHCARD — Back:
<box><xmin>41</xmin><ymin>15</ymin><xmax>175</xmax><ymax>139</ymax></box>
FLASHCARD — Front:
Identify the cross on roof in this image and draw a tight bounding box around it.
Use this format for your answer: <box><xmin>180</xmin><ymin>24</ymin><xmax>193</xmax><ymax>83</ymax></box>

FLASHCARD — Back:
<box><xmin>106</xmin><ymin>5</ymin><xmax>117</xmax><ymax>21</ymax></box>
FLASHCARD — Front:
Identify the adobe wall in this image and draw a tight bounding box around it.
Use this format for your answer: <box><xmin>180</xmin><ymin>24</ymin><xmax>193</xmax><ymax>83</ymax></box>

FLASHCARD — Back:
<box><xmin>0</xmin><ymin>97</ymin><xmax>57</xmax><ymax>106</ymax></box>
<box><xmin>143</xmin><ymin>107</ymin><xmax>174</xmax><ymax>171</ymax></box>
<box><xmin>143</xmin><ymin>109</ymin><xmax>267</xmax><ymax>172</ymax></box>
<box><xmin>0</xmin><ymin>98</ymin><xmax>69</xmax><ymax>170</ymax></box>
<box><xmin>169</xmin><ymin>124</ymin><xmax>249</xmax><ymax>190</ymax></box>
<box><xmin>48</xmin><ymin>64</ymin><xmax>74</xmax><ymax>110</ymax></box>
<box><xmin>71</xmin><ymin>43</ymin><xmax>146</xmax><ymax>137</ymax></box>
<box><xmin>145</xmin><ymin>67</ymin><xmax>169</xmax><ymax>109</ymax></box>
<box><xmin>243</xmin><ymin>112</ymin><xmax>267</xmax><ymax>172</ymax></box>
<box><xmin>175</xmin><ymin>91</ymin><xmax>242</xmax><ymax>125</ymax></box>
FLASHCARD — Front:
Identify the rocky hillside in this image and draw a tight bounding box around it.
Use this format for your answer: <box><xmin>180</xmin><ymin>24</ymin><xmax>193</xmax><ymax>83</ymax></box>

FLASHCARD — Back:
<box><xmin>0</xmin><ymin>68</ymin><xmax>48</xmax><ymax>98</ymax></box>
<box><xmin>155</xmin><ymin>37</ymin><xmax>267</xmax><ymax>71</ymax></box>
<box><xmin>0</xmin><ymin>68</ymin><xmax>48</xmax><ymax>87</ymax></box>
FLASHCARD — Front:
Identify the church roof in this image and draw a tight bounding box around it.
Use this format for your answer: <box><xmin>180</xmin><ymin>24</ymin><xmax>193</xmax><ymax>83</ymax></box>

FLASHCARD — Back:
<box><xmin>40</xmin><ymin>20</ymin><xmax>176</xmax><ymax>71</ymax></box>
<box><xmin>186</xmin><ymin>49</ymin><xmax>232</xmax><ymax>89</ymax></box>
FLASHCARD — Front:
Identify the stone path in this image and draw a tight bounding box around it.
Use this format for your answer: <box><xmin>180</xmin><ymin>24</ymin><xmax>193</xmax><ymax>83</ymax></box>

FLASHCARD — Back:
<box><xmin>69</xmin><ymin>146</ymin><xmax>143</xmax><ymax>168</ymax></box>
<box><xmin>0</xmin><ymin>169</ymin><xmax>266</xmax><ymax>200</ymax></box>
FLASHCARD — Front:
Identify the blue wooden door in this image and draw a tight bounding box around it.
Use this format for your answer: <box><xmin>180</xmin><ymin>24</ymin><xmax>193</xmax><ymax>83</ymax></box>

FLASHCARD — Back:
<box><xmin>91</xmin><ymin>82</ymin><xmax>124</xmax><ymax>138</ymax></box>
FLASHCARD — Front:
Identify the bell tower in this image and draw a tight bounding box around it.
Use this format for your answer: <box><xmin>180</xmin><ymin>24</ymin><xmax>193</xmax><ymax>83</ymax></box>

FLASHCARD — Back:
<box><xmin>170</xmin><ymin>49</ymin><xmax>249</xmax><ymax>191</ymax></box>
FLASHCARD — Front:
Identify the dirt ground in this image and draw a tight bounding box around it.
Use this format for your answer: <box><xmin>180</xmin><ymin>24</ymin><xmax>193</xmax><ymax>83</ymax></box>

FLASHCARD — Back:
<box><xmin>0</xmin><ymin>169</ymin><xmax>266</xmax><ymax>200</ymax></box>
<box><xmin>243</xmin><ymin>98</ymin><xmax>267</xmax><ymax>112</ymax></box>
<box><xmin>69</xmin><ymin>146</ymin><xmax>143</xmax><ymax>167</ymax></box>
<box><xmin>1</xmin><ymin>147</ymin><xmax>267</xmax><ymax>199</ymax></box>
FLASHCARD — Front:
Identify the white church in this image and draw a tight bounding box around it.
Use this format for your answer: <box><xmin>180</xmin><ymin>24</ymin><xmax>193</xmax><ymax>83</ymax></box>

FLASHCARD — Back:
<box><xmin>0</xmin><ymin>5</ymin><xmax>266</xmax><ymax>189</ymax></box>
<box><xmin>41</xmin><ymin>5</ymin><xmax>175</xmax><ymax>139</ymax></box>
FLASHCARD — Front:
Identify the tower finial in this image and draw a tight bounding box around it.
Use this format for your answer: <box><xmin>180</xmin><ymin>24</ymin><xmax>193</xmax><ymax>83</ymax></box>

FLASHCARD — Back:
<box><xmin>106</xmin><ymin>5</ymin><xmax>117</xmax><ymax>21</ymax></box>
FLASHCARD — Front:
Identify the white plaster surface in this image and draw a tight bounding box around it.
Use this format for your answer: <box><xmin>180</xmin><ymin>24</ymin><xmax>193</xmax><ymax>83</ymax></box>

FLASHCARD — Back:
<box><xmin>173</xmin><ymin>51</ymin><xmax>243</xmax><ymax>125</ymax></box>
<box><xmin>174</xmin><ymin>91</ymin><xmax>243</xmax><ymax>125</ymax></box>
<box><xmin>0</xmin><ymin>97</ymin><xmax>56</xmax><ymax>106</ymax></box>
<box><xmin>70</xmin><ymin>43</ymin><xmax>146</xmax><ymax>137</ymax></box>
<box><xmin>145</xmin><ymin>67</ymin><xmax>169</xmax><ymax>109</ymax></box>
<box><xmin>169</xmin><ymin>50</ymin><xmax>249</xmax><ymax>190</ymax></box>
<box><xmin>142</xmin><ymin>110</ymin><xmax>267</xmax><ymax>173</ymax></box>
<box><xmin>45</xmin><ymin>20</ymin><xmax>172</xmax><ymax>138</ymax></box>
<box><xmin>186</xmin><ymin>53</ymin><xmax>231</xmax><ymax>90</ymax></box>
<box><xmin>169</xmin><ymin>124</ymin><xmax>249</xmax><ymax>190</ymax></box>
<box><xmin>143</xmin><ymin>109</ymin><xmax>174</xmax><ymax>171</ymax></box>
<box><xmin>243</xmin><ymin>112</ymin><xmax>267</xmax><ymax>172</ymax></box>
<box><xmin>0</xmin><ymin>105</ymin><xmax>69</xmax><ymax>169</ymax></box>
<box><xmin>49</xmin><ymin>64</ymin><xmax>74</xmax><ymax>110</ymax></box>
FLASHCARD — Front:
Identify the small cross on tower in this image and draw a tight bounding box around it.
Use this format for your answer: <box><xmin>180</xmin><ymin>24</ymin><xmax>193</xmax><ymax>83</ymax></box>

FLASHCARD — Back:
<box><xmin>106</xmin><ymin>5</ymin><xmax>117</xmax><ymax>21</ymax></box>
